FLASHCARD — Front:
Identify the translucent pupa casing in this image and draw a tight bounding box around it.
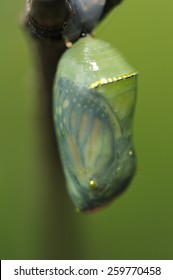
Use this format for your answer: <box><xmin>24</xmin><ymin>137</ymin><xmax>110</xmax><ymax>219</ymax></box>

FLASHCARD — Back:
<box><xmin>64</xmin><ymin>0</ymin><xmax>106</xmax><ymax>42</ymax></box>
<box><xmin>53</xmin><ymin>36</ymin><xmax>138</xmax><ymax>212</ymax></box>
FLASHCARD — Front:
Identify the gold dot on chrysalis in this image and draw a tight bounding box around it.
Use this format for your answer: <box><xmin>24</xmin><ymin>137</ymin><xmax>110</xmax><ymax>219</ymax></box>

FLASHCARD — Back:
<box><xmin>90</xmin><ymin>180</ymin><xmax>96</xmax><ymax>189</ymax></box>
<box><xmin>61</xmin><ymin>129</ymin><xmax>65</xmax><ymax>137</ymax></box>
<box><xmin>129</xmin><ymin>150</ymin><xmax>133</xmax><ymax>156</ymax></box>
<box><xmin>66</xmin><ymin>41</ymin><xmax>73</xmax><ymax>48</ymax></box>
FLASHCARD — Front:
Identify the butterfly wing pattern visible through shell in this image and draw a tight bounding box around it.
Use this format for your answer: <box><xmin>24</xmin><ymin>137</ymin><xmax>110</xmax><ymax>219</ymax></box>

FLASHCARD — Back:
<box><xmin>53</xmin><ymin>77</ymin><xmax>136</xmax><ymax>211</ymax></box>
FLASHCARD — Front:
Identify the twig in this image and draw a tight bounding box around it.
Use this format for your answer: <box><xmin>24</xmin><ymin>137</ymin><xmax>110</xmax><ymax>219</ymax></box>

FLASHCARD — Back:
<box><xmin>22</xmin><ymin>0</ymin><xmax>83</xmax><ymax>259</ymax></box>
<box><xmin>102</xmin><ymin>0</ymin><xmax>124</xmax><ymax>18</ymax></box>
<box><xmin>22</xmin><ymin>0</ymin><xmax>124</xmax><ymax>258</ymax></box>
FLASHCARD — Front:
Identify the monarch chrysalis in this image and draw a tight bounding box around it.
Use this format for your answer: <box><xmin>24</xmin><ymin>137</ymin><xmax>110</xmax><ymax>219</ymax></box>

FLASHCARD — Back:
<box><xmin>53</xmin><ymin>35</ymin><xmax>137</xmax><ymax>212</ymax></box>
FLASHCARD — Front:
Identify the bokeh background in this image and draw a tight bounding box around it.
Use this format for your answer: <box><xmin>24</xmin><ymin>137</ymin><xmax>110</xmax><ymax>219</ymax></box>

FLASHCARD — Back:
<box><xmin>0</xmin><ymin>0</ymin><xmax>173</xmax><ymax>259</ymax></box>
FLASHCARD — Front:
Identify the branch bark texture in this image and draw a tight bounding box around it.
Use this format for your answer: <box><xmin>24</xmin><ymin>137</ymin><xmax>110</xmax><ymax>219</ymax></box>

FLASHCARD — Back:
<box><xmin>23</xmin><ymin>0</ymin><xmax>82</xmax><ymax>259</ymax></box>
<box><xmin>22</xmin><ymin>0</ymin><xmax>124</xmax><ymax>259</ymax></box>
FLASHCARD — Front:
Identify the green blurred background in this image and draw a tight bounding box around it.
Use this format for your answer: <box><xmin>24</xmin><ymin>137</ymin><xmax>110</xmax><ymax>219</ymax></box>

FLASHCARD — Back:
<box><xmin>0</xmin><ymin>0</ymin><xmax>173</xmax><ymax>259</ymax></box>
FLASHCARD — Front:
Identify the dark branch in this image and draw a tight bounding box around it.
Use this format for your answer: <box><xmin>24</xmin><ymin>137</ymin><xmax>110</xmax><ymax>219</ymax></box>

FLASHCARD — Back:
<box><xmin>24</xmin><ymin>0</ymin><xmax>69</xmax><ymax>40</ymax></box>
<box><xmin>22</xmin><ymin>0</ymin><xmax>84</xmax><ymax>259</ymax></box>
<box><xmin>102</xmin><ymin>0</ymin><xmax>124</xmax><ymax>19</ymax></box>
<box><xmin>22</xmin><ymin>1</ymin><xmax>67</xmax><ymax>182</ymax></box>
<box><xmin>21</xmin><ymin>0</ymin><xmax>124</xmax><ymax>258</ymax></box>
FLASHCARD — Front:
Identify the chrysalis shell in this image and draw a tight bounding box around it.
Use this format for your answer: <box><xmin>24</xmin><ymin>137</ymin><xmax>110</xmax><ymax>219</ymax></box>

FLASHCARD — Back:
<box><xmin>53</xmin><ymin>35</ymin><xmax>138</xmax><ymax>212</ymax></box>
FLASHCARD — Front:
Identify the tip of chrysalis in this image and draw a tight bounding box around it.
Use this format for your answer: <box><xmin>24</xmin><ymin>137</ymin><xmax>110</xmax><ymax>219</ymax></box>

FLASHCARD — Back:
<box><xmin>79</xmin><ymin>201</ymin><xmax>112</xmax><ymax>214</ymax></box>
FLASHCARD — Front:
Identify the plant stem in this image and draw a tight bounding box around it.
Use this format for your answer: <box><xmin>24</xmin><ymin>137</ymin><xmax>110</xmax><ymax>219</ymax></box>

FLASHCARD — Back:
<box><xmin>22</xmin><ymin>0</ymin><xmax>82</xmax><ymax>259</ymax></box>
<box><xmin>22</xmin><ymin>0</ymin><xmax>124</xmax><ymax>259</ymax></box>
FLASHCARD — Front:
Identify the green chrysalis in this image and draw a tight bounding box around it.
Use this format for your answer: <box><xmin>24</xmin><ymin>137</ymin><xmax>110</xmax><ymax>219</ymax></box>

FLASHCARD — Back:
<box><xmin>53</xmin><ymin>35</ymin><xmax>138</xmax><ymax>212</ymax></box>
